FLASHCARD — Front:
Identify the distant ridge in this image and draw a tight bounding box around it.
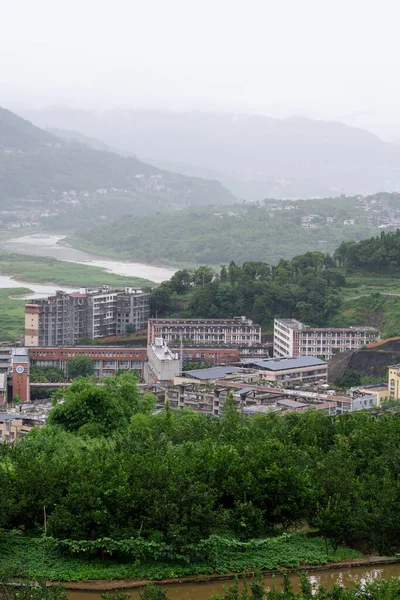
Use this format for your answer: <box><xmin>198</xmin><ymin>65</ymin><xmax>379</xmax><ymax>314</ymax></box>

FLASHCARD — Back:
<box><xmin>21</xmin><ymin>107</ymin><xmax>400</xmax><ymax>199</ymax></box>
<box><xmin>0</xmin><ymin>106</ymin><xmax>235</xmax><ymax>208</ymax></box>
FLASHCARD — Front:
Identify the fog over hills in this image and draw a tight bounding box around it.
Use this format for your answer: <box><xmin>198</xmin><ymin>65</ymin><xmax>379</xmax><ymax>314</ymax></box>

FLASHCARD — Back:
<box><xmin>0</xmin><ymin>106</ymin><xmax>234</xmax><ymax>211</ymax></box>
<box><xmin>22</xmin><ymin>107</ymin><xmax>400</xmax><ymax>199</ymax></box>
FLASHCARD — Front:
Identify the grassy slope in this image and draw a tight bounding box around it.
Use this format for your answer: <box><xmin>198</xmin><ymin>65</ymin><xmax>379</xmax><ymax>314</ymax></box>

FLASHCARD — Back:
<box><xmin>332</xmin><ymin>273</ymin><xmax>400</xmax><ymax>338</ymax></box>
<box><xmin>0</xmin><ymin>288</ymin><xmax>30</xmax><ymax>342</ymax></box>
<box><xmin>0</xmin><ymin>533</ymin><xmax>361</xmax><ymax>582</ymax></box>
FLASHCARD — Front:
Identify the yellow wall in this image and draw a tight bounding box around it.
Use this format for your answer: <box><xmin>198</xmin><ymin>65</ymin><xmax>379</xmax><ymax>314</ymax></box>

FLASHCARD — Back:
<box><xmin>388</xmin><ymin>367</ymin><xmax>400</xmax><ymax>401</ymax></box>
<box><xmin>360</xmin><ymin>387</ymin><xmax>388</xmax><ymax>408</ymax></box>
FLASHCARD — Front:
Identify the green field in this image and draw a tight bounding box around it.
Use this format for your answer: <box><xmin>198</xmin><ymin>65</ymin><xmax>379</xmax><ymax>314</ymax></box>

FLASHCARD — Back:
<box><xmin>0</xmin><ymin>288</ymin><xmax>29</xmax><ymax>342</ymax></box>
<box><xmin>0</xmin><ymin>251</ymin><xmax>153</xmax><ymax>288</ymax></box>
<box><xmin>0</xmin><ymin>532</ymin><xmax>361</xmax><ymax>582</ymax></box>
<box><xmin>328</xmin><ymin>272</ymin><xmax>400</xmax><ymax>338</ymax></box>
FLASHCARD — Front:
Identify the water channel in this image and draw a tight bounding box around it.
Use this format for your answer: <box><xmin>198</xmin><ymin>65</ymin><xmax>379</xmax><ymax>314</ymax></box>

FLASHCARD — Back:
<box><xmin>65</xmin><ymin>564</ymin><xmax>400</xmax><ymax>600</ymax></box>
<box><xmin>0</xmin><ymin>234</ymin><xmax>176</xmax><ymax>298</ymax></box>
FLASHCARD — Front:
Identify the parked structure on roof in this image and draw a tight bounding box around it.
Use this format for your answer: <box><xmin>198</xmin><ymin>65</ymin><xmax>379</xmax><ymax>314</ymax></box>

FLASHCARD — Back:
<box><xmin>25</xmin><ymin>286</ymin><xmax>150</xmax><ymax>347</ymax></box>
<box><xmin>273</xmin><ymin>318</ymin><xmax>379</xmax><ymax>360</ymax></box>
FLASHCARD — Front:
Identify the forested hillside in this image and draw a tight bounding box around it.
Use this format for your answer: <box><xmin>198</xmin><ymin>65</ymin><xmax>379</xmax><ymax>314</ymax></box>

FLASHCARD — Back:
<box><xmin>150</xmin><ymin>254</ymin><xmax>344</xmax><ymax>329</ymax></box>
<box><xmin>69</xmin><ymin>197</ymin><xmax>381</xmax><ymax>265</ymax></box>
<box><xmin>0</xmin><ymin>106</ymin><xmax>56</xmax><ymax>151</ymax></box>
<box><xmin>335</xmin><ymin>229</ymin><xmax>400</xmax><ymax>271</ymax></box>
<box><xmin>0</xmin><ymin>106</ymin><xmax>235</xmax><ymax>209</ymax></box>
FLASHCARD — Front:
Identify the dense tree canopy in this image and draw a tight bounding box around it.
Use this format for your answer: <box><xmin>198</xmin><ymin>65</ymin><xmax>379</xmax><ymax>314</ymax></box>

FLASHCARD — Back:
<box><xmin>67</xmin><ymin>355</ymin><xmax>95</xmax><ymax>379</ymax></box>
<box><xmin>150</xmin><ymin>253</ymin><xmax>344</xmax><ymax>327</ymax></box>
<box><xmin>48</xmin><ymin>372</ymin><xmax>155</xmax><ymax>436</ymax></box>
<box><xmin>2</xmin><ymin>376</ymin><xmax>400</xmax><ymax>556</ymax></box>
<box><xmin>335</xmin><ymin>230</ymin><xmax>400</xmax><ymax>271</ymax></box>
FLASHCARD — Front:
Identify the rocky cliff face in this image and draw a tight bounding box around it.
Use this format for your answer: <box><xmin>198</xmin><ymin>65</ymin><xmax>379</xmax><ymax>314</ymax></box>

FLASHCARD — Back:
<box><xmin>328</xmin><ymin>338</ymin><xmax>400</xmax><ymax>381</ymax></box>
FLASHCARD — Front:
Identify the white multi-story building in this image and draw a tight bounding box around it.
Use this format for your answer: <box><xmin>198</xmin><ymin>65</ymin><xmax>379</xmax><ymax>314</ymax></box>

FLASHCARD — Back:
<box><xmin>144</xmin><ymin>338</ymin><xmax>181</xmax><ymax>384</ymax></box>
<box><xmin>147</xmin><ymin>317</ymin><xmax>261</xmax><ymax>346</ymax></box>
<box><xmin>274</xmin><ymin>318</ymin><xmax>379</xmax><ymax>361</ymax></box>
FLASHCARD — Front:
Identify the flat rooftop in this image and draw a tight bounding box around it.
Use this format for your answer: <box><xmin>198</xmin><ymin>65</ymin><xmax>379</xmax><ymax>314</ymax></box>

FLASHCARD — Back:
<box><xmin>275</xmin><ymin>319</ymin><xmax>377</xmax><ymax>332</ymax></box>
<box><xmin>240</xmin><ymin>356</ymin><xmax>326</xmax><ymax>371</ymax></box>
<box><xmin>150</xmin><ymin>317</ymin><xmax>257</xmax><ymax>326</ymax></box>
<box><xmin>183</xmin><ymin>366</ymin><xmax>244</xmax><ymax>380</ymax></box>
<box><xmin>150</xmin><ymin>344</ymin><xmax>178</xmax><ymax>361</ymax></box>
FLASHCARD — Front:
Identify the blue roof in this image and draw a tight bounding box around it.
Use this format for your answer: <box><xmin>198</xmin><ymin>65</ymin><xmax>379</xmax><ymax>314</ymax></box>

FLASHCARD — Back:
<box><xmin>240</xmin><ymin>356</ymin><xmax>326</xmax><ymax>371</ymax></box>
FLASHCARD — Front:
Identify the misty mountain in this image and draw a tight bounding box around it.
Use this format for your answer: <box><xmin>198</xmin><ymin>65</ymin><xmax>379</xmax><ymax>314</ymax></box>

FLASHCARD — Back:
<box><xmin>22</xmin><ymin>108</ymin><xmax>400</xmax><ymax>199</ymax></box>
<box><xmin>0</xmin><ymin>107</ymin><xmax>235</xmax><ymax>211</ymax></box>
<box><xmin>0</xmin><ymin>106</ymin><xmax>56</xmax><ymax>151</ymax></box>
<box><xmin>47</xmin><ymin>127</ymin><xmax>122</xmax><ymax>154</ymax></box>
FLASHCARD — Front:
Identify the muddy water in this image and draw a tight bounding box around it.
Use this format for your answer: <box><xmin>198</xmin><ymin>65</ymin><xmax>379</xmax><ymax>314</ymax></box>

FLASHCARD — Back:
<box><xmin>66</xmin><ymin>564</ymin><xmax>400</xmax><ymax>600</ymax></box>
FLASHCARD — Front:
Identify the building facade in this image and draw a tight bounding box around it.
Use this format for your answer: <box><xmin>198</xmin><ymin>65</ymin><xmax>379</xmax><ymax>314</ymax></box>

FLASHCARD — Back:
<box><xmin>274</xmin><ymin>318</ymin><xmax>379</xmax><ymax>360</ymax></box>
<box><xmin>148</xmin><ymin>317</ymin><xmax>261</xmax><ymax>346</ymax></box>
<box><xmin>240</xmin><ymin>356</ymin><xmax>328</xmax><ymax>384</ymax></box>
<box><xmin>0</xmin><ymin>413</ymin><xmax>43</xmax><ymax>443</ymax></box>
<box><xmin>388</xmin><ymin>364</ymin><xmax>400</xmax><ymax>400</ymax></box>
<box><xmin>28</xmin><ymin>346</ymin><xmax>147</xmax><ymax>378</ymax></box>
<box><xmin>144</xmin><ymin>338</ymin><xmax>181</xmax><ymax>384</ymax></box>
<box><xmin>25</xmin><ymin>286</ymin><xmax>150</xmax><ymax>346</ymax></box>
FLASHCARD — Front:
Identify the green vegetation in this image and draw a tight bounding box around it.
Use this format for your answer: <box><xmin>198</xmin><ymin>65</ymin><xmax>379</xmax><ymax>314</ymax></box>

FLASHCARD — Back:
<box><xmin>66</xmin><ymin>355</ymin><xmax>95</xmax><ymax>379</ymax></box>
<box><xmin>30</xmin><ymin>365</ymin><xmax>65</xmax><ymax>383</ymax></box>
<box><xmin>332</xmin><ymin>293</ymin><xmax>400</xmax><ymax>338</ymax></box>
<box><xmin>335</xmin><ymin>229</ymin><xmax>400</xmax><ymax>271</ymax></box>
<box><xmin>0</xmin><ymin>251</ymin><xmax>153</xmax><ymax>288</ymax></box>
<box><xmin>184</xmin><ymin>574</ymin><xmax>400</xmax><ymax>600</ymax></box>
<box><xmin>49</xmin><ymin>373</ymin><xmax>155</xmax><ymax>436</ymax></box>
<box><xmin>68</xmin><ymin>197</ymin><xmax>379</xmax><ymax>266</ymax></box>
<box><xmin>1</xmin><ymin>376</ymin><xmax>400</xmax><ymax>583</ymax></box>
<box><xmin>151</xmin><ymin>254</ymin><xmax>344</xmax><ymax>328</ymax></box>
<box><xmin>0</xmin><ymin>287</ymin><xmax>28</xmax><ymax>342</ymax></box>
<box><xmin>0</xmin><ymin>571</ymin><xmax>66</xmax><ymax>600</ymax></box>
<box><xmin>0</xmin><ymin>533</ymin><xmax>359</xmax><ymax>582</ymax></box>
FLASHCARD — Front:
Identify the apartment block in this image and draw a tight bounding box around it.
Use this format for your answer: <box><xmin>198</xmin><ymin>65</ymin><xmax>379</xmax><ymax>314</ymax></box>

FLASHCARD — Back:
<box><xmin>274</xmin><ymin>318</ymin><xmax>379</xmax><ymax>360</ymax></box>
<box><xmin>148</xmin><ymin>317</ymin><xmax>261</xmax><ymax>346</ymax></box>
<box><xmin>25</xmin><ymin>286</ymin><xmax>150</xmax><ymax>346</ymax></box>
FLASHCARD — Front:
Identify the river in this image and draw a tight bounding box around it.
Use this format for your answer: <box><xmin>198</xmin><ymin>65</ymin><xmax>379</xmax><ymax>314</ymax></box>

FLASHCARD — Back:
<box><xmin>0</xmin><ymin>234</ymin><xmax>176</xmax><ymax>297</ymax></box>
<box><xmin>66</xmin><ymin>564</ymin><xmax>400</xmax><ymax>600</ymax></box>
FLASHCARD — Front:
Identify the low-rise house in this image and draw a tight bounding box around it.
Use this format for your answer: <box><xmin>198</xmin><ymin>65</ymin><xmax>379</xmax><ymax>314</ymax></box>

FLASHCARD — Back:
<box><xmin>0</xmin><ymin>413</ymin><xmax>44</xmax><ymax>443</ymax></box>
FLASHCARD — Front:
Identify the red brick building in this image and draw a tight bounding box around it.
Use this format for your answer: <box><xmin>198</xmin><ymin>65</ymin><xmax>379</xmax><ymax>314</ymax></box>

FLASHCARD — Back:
<box><xmin>28</xmin><ymin>347</ymin><xmax>147</xmax><ymax>378</ymax></box>
<box><xmin>12</xmin><ymin>350</ymin><xmax>30</xmax><ymax>403</ymax></box>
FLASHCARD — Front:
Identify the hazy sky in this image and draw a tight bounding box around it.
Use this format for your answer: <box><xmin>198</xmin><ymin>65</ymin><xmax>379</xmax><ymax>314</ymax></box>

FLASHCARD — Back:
<box><xmin>1</xmin><ymin>0</ymin><xmax>400</xmax><ymax>134</ymax></box>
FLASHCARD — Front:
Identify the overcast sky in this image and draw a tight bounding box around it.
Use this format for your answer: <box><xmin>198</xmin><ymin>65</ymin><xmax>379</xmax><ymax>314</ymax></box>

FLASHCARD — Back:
<box><xmin>1</xmin><ymin>0</ymin><xmax>400</xmax><ymax>135</ymax></box>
